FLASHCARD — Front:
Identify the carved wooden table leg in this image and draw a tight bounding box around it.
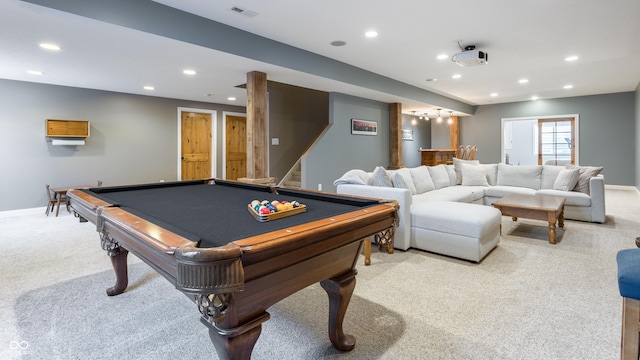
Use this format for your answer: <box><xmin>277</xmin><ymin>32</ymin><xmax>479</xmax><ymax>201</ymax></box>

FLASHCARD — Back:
<box><xmin>100</xmin><ymin>231</ymin><xmax>129</xmax><ymax>296</ymax></box>
<box><xmin>107</xmin><ymin>249</ymin><xmax>129</xmax><ymax>296</ymax></box>
<box><xmin>320</xmin><ymin>270</ymin><xmax>356</xmax><ymax>351</ymax></box>
<box><xmin>547</xmin><ymin>211</ymin><xmax>557</xmax><ymax>244</ymax></box>
<box><xmin>208</xmin><ymin>323</ymin><xmax>262</xmax><ymax>360</ymax></box>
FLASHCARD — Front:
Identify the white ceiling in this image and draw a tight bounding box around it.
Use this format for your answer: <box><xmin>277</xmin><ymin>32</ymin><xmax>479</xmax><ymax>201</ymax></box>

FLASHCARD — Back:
<box><xmin>1</xmin><ymin>0</ymin><xmax>639</xmax><ymax>116</ymax></box>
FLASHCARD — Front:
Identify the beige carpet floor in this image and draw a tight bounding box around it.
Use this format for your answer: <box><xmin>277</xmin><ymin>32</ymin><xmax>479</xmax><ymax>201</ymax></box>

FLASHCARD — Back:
<box><xmin>1</xmin><ymin>188</ymin><xmax>638</xmax><ymax>359</ymax></box>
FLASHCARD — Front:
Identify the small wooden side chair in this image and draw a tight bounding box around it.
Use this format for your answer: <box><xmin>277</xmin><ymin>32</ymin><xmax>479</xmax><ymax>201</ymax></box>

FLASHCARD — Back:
<box><xmin>461</xmin><ymin>145</ymin><xmax>472</xmax><ymax>160</ymax></box>
<box><xmin>45</xmin><ymin>184</ymin><xmax>57</xmax><ymax>216</ymax></box>
<box><xmin>468</xmin><ymin>145</ymin><xmax>477</xmax><ymax>160</ymax></box>
<box><xmin>617</xmin><ymin>248</ymin><xmax>640</xmax><ymax>360</ymax></box>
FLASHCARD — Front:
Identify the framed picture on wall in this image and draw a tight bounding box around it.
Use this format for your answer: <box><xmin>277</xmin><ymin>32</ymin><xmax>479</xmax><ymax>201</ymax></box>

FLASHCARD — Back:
<box><xmin>402</xmin><ymin>129</ymin><xmax>414</xmax><ymax>141</ymax></box>
<box><xmin>351</xmin><ymin>119</ymin><xmax>377</xmax><ymax>136</ymax></box>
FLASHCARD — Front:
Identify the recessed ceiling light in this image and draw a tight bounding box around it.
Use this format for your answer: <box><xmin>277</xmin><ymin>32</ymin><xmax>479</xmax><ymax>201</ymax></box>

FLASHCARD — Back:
<box><xmin>564</xmin><ymin>55</ymin><xmax>579</xmax><ymax>62</ymax></box>
<box><xmin>27</xmin><ymin>70</ymin><xmax>43</xmax><ymax>75</ymax></box>
<box><xmin>518</xmin><ymin>79</ymin><xmax>529</xmax><ymax>84</ymax></box>
<box><xmin>365</xmin><ymin>30</ymin><xmax>378</xmax><ymax>38</ymax></box>
<box><xmin>39</xmin><ymin>43</ymin><xmax>60</xmax><ymax>51</ymax></box>
<box><xmin>143</xmin><ymin>86</ymin><xmax>155</xmax><ymax>90</ymax></box>
<box><xmin>452</xmin><ymin>74</ymin><xmax>461</xmax><ymax>79</ymax></box>
<box><xmin>563</xmin><ymin>84</ymin><xmax>574</xmax><ymax>89</ymax></box>
<box><xmin>330</xmin><ymin>40</ymin><xmax>346</xmax><ymax>47</ymax></box>
<box><xmin>436</xmin><ymin>54</ymin><xmax>448</xmax><ymax>60</ymax></box>
<box><xmin>490</xmin><ymin>93</ymin><xmax>498</xmax><ymax>97</ymax></box>
<box><xmin>204</xmin><ymin>93</ymin><xmax>212</xmax><ymax>97</ymax></box>
<box><xmin>531</xmin><ymin>95</ymin><xmax>539</xmax><ymax>101</ymax></box>
<box><xmin>227</xmin><ymin>97</ymin><xmax>236</xmax><ymax>101</ymax></box>
<box><xmin>183</xmin><ymin>69</ymin><xmax>196</xmax><ymax>75</ymax></box>
<box><xmin>425</xmin><ymin>78</ymin><xmax>438</xmax><ymax>82</ymax></box>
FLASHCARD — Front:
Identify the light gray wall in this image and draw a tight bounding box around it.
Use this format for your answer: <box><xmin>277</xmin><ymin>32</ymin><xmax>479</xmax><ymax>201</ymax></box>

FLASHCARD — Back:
<box><xmin>401</xmin><ymin>114</ymin><xmax>432</xmax><ymax>168</ymax></box>
<box><xmin>460</xmin><ymin>92</ymin><xmax>636</xmax><ymax>185</ymax></box>
<box><xmin>430</xmin><ymin>120</ymin><xmax>452</xmax><ymax>149</ymax></box>
<box><xmin>0</xmin><ymin>79</ymin><xmax>244</xmax><ymax>211</ymax></box>
<box><xmin>305</xmin><ymin>93</ymin><xmax>389</xmax><ymax>193</ymax></box>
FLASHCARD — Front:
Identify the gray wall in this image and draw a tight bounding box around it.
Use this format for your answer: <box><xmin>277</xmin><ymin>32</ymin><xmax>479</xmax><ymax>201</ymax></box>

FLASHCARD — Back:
<box><xmin>401</xmin><ymin>114</ymin><xmax>432</xmax><ymax>168</ymax></box>
<box><xmin>460</xmin><ymin>92</ymin><xmax>636</xmax><ymax>185</ymax></box>
<box><xmin>0</xmin><ymin>79</ymin><xmax>244</xmax><ymax>211</ymax></box>
<box><xmin>305</xmin><ymin>93</ymin><xmax>390</xmax><ymax>192</ymax></box>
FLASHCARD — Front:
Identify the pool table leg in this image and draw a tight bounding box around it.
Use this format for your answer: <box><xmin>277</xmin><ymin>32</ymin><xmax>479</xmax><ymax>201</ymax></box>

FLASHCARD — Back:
<box><xmin>107</xmin><ymin>248</ymin><xmax>129</xmax><ymax>296</ymax></box>
<box><xmin>208</xmin><ymin>323</ymin><xmax>262</xmax><ymax>360</ymax></box>
<box><xmin>320</xmin><ymin>270</ymin><xmax>357</xmax><ymax>351</ymax></box>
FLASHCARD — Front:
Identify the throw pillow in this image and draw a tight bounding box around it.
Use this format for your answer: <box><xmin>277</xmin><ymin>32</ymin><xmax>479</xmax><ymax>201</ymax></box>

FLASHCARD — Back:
<box><xmin>482</xmin><ymin>164</ymin><xmax>498</xmax><ymax>186</ymax></box>
<box><xmin>552</xmin><ymin>168</ymin><xmax>580</xmax><ymax>191</ymax></box>
<box><xmin>445</xmin><ymin>165</ymin><xmax>458</xmax><ymax>186</ymax></box>
<box><xmin>371</xmin><ymin>166</ymin><xmax>392</xmax><ymax>187</ymax></box>
<box><xmin>567</xmin><ymin>165</ymin><xmax>603</xmax><ymax>194</ymax></box>
<box><xmin>452</xmin><ymin>158</ymin><xmax>480</xmax><ymax>185</ymax></box>
<box><xmin>427</xmin><ymin>165</ymin><xmax>451</xmax><ymax>190</ymax></box>
<box><xmin>409</xmin><ymin>166</ymin><xmax>435</xmax><ymax>194</ymax></box>
<box><xmin>461</xmin><ymin>163</ymin><xmax>489</xmax><ymax>186</ymax></box>
<box><xmin>392</xmin><ymin>168</ymin><xmax>417</xmax><ymax>195</ymax></box>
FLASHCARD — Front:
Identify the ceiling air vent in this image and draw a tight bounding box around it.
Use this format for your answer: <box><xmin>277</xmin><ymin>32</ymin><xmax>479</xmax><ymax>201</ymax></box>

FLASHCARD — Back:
<box><xmin>231</xmin><ymin>6</ymin><xmax>257</xmax><ymax>17</ymax></box>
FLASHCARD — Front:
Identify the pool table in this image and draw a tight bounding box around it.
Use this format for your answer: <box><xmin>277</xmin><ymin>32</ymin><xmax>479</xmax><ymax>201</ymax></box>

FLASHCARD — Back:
<box><xmin>68</xmin><ymin>179</ymin><xmax>398</xmax><ymax>360</ymax></box>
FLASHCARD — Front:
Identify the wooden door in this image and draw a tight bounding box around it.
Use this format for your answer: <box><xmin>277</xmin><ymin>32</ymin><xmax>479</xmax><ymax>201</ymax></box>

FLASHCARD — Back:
<box><xmin>181</xmin><ymin>111</ymin><xmax>212</xmax><ymax>180</ymax></box>
<box><xmin>226</xmin><ymin>115</ymin><xmax>247</xmax><ymax>180</ymax></box>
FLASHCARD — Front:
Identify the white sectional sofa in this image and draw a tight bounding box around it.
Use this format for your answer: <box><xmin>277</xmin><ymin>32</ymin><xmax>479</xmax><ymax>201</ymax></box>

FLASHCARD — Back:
<box><xmin>334</xmin><ymin>161</ymin><xmax>605</xmax><ymax>260</ymax></box>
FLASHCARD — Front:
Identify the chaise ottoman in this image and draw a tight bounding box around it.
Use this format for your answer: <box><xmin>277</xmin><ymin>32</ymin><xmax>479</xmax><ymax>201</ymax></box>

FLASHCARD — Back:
<box><xmin>410</xmin><ymin>201</ymin><xmax>502</xmax><ymax>262</ymax></box>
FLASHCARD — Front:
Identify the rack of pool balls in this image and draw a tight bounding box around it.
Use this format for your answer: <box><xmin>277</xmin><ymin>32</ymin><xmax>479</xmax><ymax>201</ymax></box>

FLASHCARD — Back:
<box><xmin>248</xmin><ymin>199</ymin><xmax>305</xmax><ymax>222</ymax></box>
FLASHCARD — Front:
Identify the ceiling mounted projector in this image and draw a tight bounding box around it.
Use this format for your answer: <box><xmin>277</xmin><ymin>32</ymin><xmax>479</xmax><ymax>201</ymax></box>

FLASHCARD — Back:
<box><xmin>452</xmin><ymin>46</ymin><xmax>488</xmax><ymax>67</ymax></box>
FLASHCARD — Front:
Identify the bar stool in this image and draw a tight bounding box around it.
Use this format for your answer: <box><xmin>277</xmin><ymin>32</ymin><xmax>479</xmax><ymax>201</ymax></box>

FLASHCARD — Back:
<box><xmin>617</xmin><ymin>248</ymin><xmax>640</xmax><ymax>359</ymax></box>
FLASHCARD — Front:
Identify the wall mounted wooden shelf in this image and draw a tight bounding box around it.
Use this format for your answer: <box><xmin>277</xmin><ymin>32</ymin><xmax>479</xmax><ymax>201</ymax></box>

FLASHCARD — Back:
<box><xmin>46</xmin><ymin>119</ymin><xmax>90</xmax><ymax>138</ymax></box>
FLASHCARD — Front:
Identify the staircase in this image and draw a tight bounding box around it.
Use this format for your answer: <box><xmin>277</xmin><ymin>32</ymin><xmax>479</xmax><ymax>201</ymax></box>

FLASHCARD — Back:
<box><xmin>279</xmin><ymin>159</ymin><xmax>302</xmax><ymax>188</ymax></box>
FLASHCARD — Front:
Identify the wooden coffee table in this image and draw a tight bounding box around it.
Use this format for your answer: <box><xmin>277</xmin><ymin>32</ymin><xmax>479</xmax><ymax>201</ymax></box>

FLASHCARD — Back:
<box><xmin>492</xmin><ymin>194</ymin><xmax>566</xmax><ymax>244</ymax></box>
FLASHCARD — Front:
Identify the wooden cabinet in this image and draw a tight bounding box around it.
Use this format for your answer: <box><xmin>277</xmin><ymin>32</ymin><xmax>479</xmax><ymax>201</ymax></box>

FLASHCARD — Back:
<box><xmin>46</xmin><ymin>119</ymin><xmax>90</xmax><ymax>138</ymax></box>
<box><xmin>419</xmin><ymin>149</ymin><xmax>456</xmax><ymax>166</ymax></box>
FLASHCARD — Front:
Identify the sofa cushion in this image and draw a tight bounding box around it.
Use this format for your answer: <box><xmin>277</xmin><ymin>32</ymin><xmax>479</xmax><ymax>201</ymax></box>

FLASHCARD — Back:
<box><xmin>553</xmin><ymin>168</ymin><xmax>580</xmax><ymax>191</ymax></box>
<box><xmin>485</xmin><ymin>185</ymin><xmax>537</xmax><ymax>198</ymax></box>
<box><xmin>409</xmin><ymin>166</ymin><xmax>435</xmax><ymax>194</ymax></box>
<box><xmin>535</xmin><ymin>189</ymin><xmax>591</xmax><ymax>206</ymax></box>
<box><xmin>497</xmin><ymin>164</ymin><xmax>542</xmax><ymax>190</ymax></box>
<box><xmin>392</xmin><ymin>168</ymin><xmax>417</xmax><ymax>195</ymax></box>
<box><xmin>483</xmin><ymin>164</ymin><xmax>498</xmax><ymax>186</ymax></box>
<box><xmin>461</xmin><ymin>163</ymin><xmax>489</xmax><ymax>186</ymax></box>
<box><xmin>371</xmin><ymin>166</ymin><xmax>392</xmax><ymax>187</ymax></box>
<box><xmin>567</xmin><ymin>165</ymin><xmax>603</xmax><ymax>194</ymax></box>
<box><xmin>428</xmin><ymin>165</ymin><xmax>451</xmax><ymax>190</ymax></box>
<box><xmin>541</xmin><ymin>165</ymin><xmax>565</xmax><ymax>189</ymax></box>
<box><xmin>453</xmin><ymin>158</ymin><xmax>480</xmax><ymax>184</ymax></box>
<box><xmin>411</xmin><ymin>201</ymin><xmax>501</xmax><ymax>239</ymax></box>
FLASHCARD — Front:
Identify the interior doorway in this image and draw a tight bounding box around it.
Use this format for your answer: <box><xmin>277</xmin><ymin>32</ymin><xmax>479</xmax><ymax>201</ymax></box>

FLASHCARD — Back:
<box><xmin>501</xmin><ymin>114</ymin><xmax>578</xmax><ymax>166</ymax></box>
<box><xmin>222</xmin><ymin>112</ymin><xmax>247</xmax><ymax>180</ymax></box>
<box><xmin>177</xmin><ymin>108</ymin><xmax>216</xmax><ymax>180</ymax></box>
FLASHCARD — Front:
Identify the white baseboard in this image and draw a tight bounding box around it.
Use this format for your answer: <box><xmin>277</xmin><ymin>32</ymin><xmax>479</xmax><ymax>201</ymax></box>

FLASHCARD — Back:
<box><xmin>605</xmin><ymin>184</ymin><xmax>638</xmax><ymax>191</ymax></box>
<box><xmin>0</xmin><ymin>207</ymin><xmax>47</xmax><ymax>218</ymax></box>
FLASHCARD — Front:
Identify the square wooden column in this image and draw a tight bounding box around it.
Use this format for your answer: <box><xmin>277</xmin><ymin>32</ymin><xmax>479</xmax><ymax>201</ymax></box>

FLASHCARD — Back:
<box><xmin>246</xmin><ymin>71</ymin><xmax>268</xmax><ymax>179</ymax></box>
<box><xmin>449</xmin><ymin>116</ymin><xmax>459</xmax><ymax>149</ymax></box>
<box><xmin>388</xmin><ymin>103</ymin><xmax>403</xmax><ymax>170</ymax></box>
